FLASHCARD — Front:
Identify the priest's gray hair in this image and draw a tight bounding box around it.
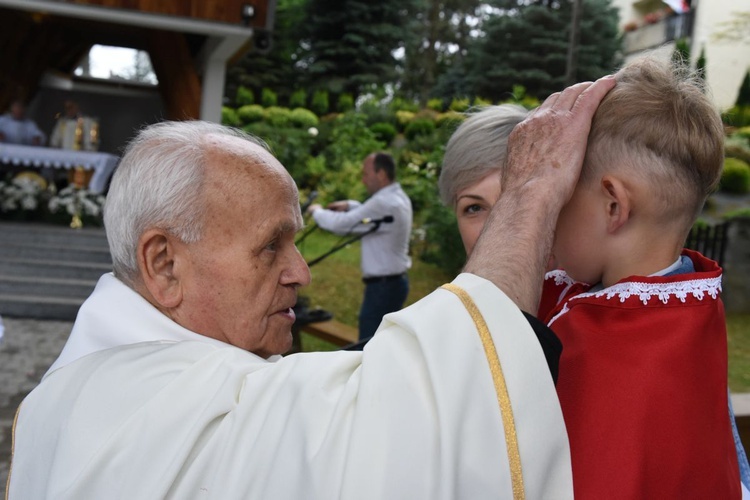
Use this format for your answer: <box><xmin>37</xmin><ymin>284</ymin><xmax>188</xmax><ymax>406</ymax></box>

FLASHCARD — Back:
<box><xmin>439</xmin><ymin>104</ymin><xmax>528</xmax><ymax>208</ymax></box>
<box><xmin>104</xmin><ymin>120</ymin><xmax>270</xmax><ymax>286</ymax></box>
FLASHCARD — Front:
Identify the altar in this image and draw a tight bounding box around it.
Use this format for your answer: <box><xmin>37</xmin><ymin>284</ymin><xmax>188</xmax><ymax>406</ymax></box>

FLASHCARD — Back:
<box><xmin>0</xmin><ymin>144</ymin><xmax>119</xmax><ymax>194</ymax></box>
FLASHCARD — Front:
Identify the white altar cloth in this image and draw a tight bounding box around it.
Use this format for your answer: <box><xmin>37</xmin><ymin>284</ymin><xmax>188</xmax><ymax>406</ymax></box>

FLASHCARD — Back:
<box><xmin>0</xmin><ymin>144</ymin><xmax>119</xmax><ymax>194</ymax></box>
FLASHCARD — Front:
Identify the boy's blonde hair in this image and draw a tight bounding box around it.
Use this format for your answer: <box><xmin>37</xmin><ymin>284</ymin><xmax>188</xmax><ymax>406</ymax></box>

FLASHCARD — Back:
<box><xmin>582</xmin><ymin>57</ymin><xmax>724</xmax><ymax>235</ymax></box>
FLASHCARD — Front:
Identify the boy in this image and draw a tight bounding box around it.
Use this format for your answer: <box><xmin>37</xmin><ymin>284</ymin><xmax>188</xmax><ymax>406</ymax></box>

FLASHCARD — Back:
<box><xmin>539</xmin><ymin>58</ymin><xmax>744</xmax><ymax>498</ymax></box>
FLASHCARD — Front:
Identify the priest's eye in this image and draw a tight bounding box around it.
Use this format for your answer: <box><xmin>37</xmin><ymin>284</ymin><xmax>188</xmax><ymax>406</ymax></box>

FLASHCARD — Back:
<box><xmin>265</xmin><ymin>239</ymin><xmax>279</xmax><ymax>252</ymax></box>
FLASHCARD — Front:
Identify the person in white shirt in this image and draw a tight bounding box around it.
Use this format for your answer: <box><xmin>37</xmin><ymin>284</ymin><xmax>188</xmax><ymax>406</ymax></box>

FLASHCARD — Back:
<box><xmin>8</xmin><ymin>75</ymin><xmax>616</xmax><ymax>499</ymax></box>
<box><xmin>0</xmin><ymin>100</ymin><xmax>45</xmax><ymax>146</ymax></box>
<box><xmin>308</xmin><ymin>152</ymin><xmax>413</xmax><ymax>341</ymax></box>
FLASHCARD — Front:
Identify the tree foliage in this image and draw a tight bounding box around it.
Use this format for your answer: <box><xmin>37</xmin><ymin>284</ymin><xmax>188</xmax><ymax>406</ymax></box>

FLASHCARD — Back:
<box><xmin>299</xmin><ymin>0</ymin><xmax>417</xmax><ymax>97</ymax></box>
<box><xmin>226</xmin><ymin>0</ymin><xmax>622</xmax><ymax>105</ymax></box>
<box><xmin>399</xmin><ymin>0</ymin><xmax>484</xmax><ymax>105</ymax></box>
<box><xmin>225</xmin><ymin>0</ymin><xmax>308</xmax><ymax>104</ymax></box>
<box><xmin>434</xmin><ymin>0</ymin><xmax>621</xmax><ymax>101</ymax></box>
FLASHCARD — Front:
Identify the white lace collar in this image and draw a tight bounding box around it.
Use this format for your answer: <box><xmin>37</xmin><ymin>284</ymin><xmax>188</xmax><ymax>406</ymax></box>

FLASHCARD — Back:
<box><xmin>568</xmin><ymin>276</ymin><xmax>721</xmax><ymax>305</ymax></box>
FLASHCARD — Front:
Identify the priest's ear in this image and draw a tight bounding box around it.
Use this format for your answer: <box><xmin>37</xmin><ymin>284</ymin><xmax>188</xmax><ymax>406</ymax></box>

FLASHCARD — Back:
<box><xmin>601</xmin><ymin>175</ymin><xmax>632</xmax><ymax>234</ymax></box>
<box><xmin>137</xmin><ymin>228</ymin><xmax>183</xmax><ymax>309</ymax></box>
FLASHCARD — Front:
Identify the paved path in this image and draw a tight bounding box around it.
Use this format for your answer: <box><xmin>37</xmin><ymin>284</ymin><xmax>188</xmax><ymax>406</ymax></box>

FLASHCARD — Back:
<box><xmin>0</xmin><ymin>316</ymin><xmax>72</xmax><ymax>490</ymax></box>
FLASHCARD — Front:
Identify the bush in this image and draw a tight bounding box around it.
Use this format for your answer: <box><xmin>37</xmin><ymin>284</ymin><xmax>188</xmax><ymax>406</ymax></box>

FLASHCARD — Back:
<box><xmin>289</xmin><ymin>108</ymin><xmax>319</xmax><ymax>128</ymax></box>
<box><xmin>724</xmin><ymin>207</ymin><xmax>750</xmax><ymax>220</ymax></box>
<box><xmin>388</xmin><ymin>97</ymin><xmax>420</xmax><ymax>113</ymax></box>
<box><xmin>473</xmin><ymin>97</ymin><xmax>492</xmax><ymax>107</ymax></box>
<box><xmin>419</xmin><ymin>203</ymin><xmax>465</xmax><ymax>276</ymax></box>
<box><xmin>237</xmin><ymin>104</ymin><xmax>265</xmax><ymax>125</ymax></box>
<box><xmin>435</xmin><ymin>111</ymin><xmax>465</xmax><ymax>130</ymax></box>
<box><xmin>404</xmin><ymin>118</ymin><xmax>436</xmax><ymax>140</ymax></box>
<box><xmin>289</xmin><ymin>89</ymin><xmax>307</xmax><ymax>109</ymax></box>
<box><xmin>449</xmin><ymin>97</ymin><xmax>471</xmax><ymax>112</ymax></box>
<box><xmin>242</xmin><ymin>122</ymin><xmax>317</xmax><ymax>185</ymax></box>
<box><xmin>311</xmin><ymin>90</ymin><xmax>330</xmax><ymax>116</ymax></box>
<box><xmin>726</xmin><ymin>142</ymin><xmax>750</xmax><ymax>165</ymax></box>
<box><xmin>221</xmin><ymin>106</ymin><xmax>241</xmax><ymax>127</ymax></box>
<box><xmin>394</xmin><ymin>110</ymin><xmax>415</xmax><ymax>131</ymax></box>
<box><xmin>720</xmin><ymin>157</ymin><xmax>750</xmax><ymax>194</ymax></box>
<box><xmin>722</xmin><ymin>106</ymin><xmax>750</xmax><ymax>128</ymax></box>
<box><xmin>735</xmin><ymin>126</ymin><xmax>750</xmax><ymax>141</ymax></box>
<box><xmin>236</xmin><ymin>86</ymin><xmax>255</xmax><ymax>106</ymax></box>
<box><xmin>261</xmin><ymin>87</ymin><xmax>278</xmax><ymax>107</ymax></box>
<box><xmin>337</xmin><ymin>93</ymin><xmax>354</xmax><ymax>113</ymax></box>
<box><xmin>369</xmin><ymin>122</ymin><xmax>397</xmax><ymax>144</ymax></box>
<box><xmin>263</xmin><ymin>106</ymin><xmax>292</xmax><ymax>127</ymax></box>
<box><xmin>427</xmin><ymin>98</ymin><xmax>444</xmax><ymax>112</ymax></box>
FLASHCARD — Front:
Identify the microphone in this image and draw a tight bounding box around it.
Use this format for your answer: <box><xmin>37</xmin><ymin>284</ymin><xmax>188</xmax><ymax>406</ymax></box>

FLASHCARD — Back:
<box><xmin>300</xmin><ymin>190</ymin><xmax>318</xmax><ymax>213</ymax></box>
<box><xmin>361</xmin><ymin>215</ymin><xmax>394</xmax><ymax>224</ymax></box>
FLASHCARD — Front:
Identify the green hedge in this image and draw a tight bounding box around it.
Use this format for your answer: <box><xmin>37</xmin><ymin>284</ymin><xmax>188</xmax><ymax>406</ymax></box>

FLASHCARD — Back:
<box><xmin>721</xmin><ymin>157</ymin><xmax>750</xmax><ymax>194</ymax></box>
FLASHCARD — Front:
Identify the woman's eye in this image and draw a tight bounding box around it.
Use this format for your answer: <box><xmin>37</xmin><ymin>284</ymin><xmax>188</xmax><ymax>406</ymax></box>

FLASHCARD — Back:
<box><xmin>462</xmin><ymin>204</ymin><xmax>483</xmax><ymax>215</ymax></box>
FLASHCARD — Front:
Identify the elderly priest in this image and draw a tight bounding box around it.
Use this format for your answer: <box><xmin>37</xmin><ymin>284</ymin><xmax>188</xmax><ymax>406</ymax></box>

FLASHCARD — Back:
<box><xmin>7</xmin><ymin>77</ymin><xmax>615</xmax><ymax>499</ymax></box>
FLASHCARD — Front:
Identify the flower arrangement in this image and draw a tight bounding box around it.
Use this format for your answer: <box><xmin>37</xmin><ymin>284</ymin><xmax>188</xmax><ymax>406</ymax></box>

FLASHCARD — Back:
<box><xmin>0</xmin><ymin>175</ymin><xmax>44</xmax><ymax>214</ymax></box>
<box><xmin>48</xmin><ymin>185</ymin><xmax>106</xmax><ymax>227</ymax></box>
<box><xmin>48</xmin><ymin>185</ymin><xmax>105</xmax><ymax>218</ymax></box>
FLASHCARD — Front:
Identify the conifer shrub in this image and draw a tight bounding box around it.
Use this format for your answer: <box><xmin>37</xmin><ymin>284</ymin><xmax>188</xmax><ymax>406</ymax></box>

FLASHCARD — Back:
<box><xmin>236</xmin><ymin>86</ymin><xmax>255</xmax><ymax>106</ymax></box>
<box><xmin>237</xmin><ymin>104</ymin><xmax>265</xmax><ymax>125</ymax></box>
<box><xmin>221</xmin><ymin>106</ymin><xmax>241</xmax><ymax>127</ymax></box>
<box><xmin>436</xmin><ymin>111</ymin><xmax>465</xmax><ymax>131</ymax></box>
<box><xmin>427</xmin><ymin>98</ymin><xmax>444</xmax><ymax>112</ymax></box>
<box><xmin>289</xmin><ymin>108</ymin><xmax>319</xmax><ymax>128</ymax></box>
<box><xmin>261</xmin><ymin>87</ymin><xmax>278</xmax><ymax>107</ymax></box>
<box><xmin>726</xmin><ymin>143</ymin><xmax>750</xmax><ymax>165</ymax></box>
<box><xmin>311</xmin><ymin>90</ymin><xmax>330</xmax><ymax>116</ymax></box>
<box><xmin>449</xmin><ymin>97</ymin><xmax>471</xmax><ymax>112</ymax></box>
<box><xmin>404</xmin><ymin>118</ymin><xmax>436</xmax><ymax>140</ymax></box>
<box><xmin>395</xmin><ymin>110</ymin><xmax>416</xmax><ymax>131</ymax></box>
<box><xmin>720</xmin><ymin>157</ymin><xmax>750</xmax><ymax>194</ymax></box>
<box><xmin>263</xmin><ymin>106</ymin><xmax>292</xmax><ymax>127</ymax></box>
<box><xmin>337</xmin><ymin>93</ymin><xmax>354</xmax><ymax>112</ymax></box>
<box><xmin>388</xmin><ymin>97</ymin><xmax>420</xmax><ymax>113</ymax></box>
<box><xmin>473</xmin><ymin>97</ymin><xmax>492</xmax><ymax>107</ymax></box>
<box><xmin>369</xmin><ymin>122</ymin><xmax>397</xmax><ymax>144</ymax></box>
<box><xmin>722</xmin><ymin>106</ymin><xmax>750</xmax><ymax>128</ymax></box>
<box><xmin>289</xmin><ymin>89</ymin><xmax>307</xmax><ymax>109</ymax></box>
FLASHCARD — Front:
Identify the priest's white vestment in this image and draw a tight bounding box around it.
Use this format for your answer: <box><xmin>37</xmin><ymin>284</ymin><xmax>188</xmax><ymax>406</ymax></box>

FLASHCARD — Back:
<box><xmin>7</xmin><ymin>273</ymin><xmax>573</xmax><ymax>499</ymax></box>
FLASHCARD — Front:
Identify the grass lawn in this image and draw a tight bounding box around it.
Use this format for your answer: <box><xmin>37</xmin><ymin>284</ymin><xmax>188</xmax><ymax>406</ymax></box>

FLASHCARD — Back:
<box><xmin>297</xmin><ymin>231</ymin><xmax>750</xmax><ymax>392</ymax></box>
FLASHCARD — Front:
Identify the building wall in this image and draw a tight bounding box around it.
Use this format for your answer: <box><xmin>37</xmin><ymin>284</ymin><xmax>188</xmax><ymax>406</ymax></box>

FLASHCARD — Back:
<box><xmin>611</xmin><ymin>0</ymin><xmax>750</xmax><ymax>110</ymax></box>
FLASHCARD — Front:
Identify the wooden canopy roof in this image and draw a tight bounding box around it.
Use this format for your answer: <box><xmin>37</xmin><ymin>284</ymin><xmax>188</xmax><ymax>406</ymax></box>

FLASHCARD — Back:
<box><xmin>0</xmin><ymin>0</ymin><xmax>275</xmax><ymax>122</ymax></box>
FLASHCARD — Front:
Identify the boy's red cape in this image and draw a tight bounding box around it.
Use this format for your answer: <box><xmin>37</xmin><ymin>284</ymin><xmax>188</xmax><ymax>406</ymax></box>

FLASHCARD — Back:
<box><xmin>540</xmin><ymin>249</ymin><xmax>740</xmax><ymax>499</ymax></box>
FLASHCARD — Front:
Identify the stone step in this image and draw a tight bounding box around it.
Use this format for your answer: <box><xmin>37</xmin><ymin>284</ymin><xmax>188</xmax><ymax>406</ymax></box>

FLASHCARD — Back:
<box><xmin>0</xmin><ymin>294</ymin><xmax>83</xmax><ymax>321</ymax></box>
<box><xmin>0</xmin><ymin>242</ymin><xmax>111</xmax><ymax>264</ymax></box>
<box><xmin>0</xmin><ymin>258</ymin><xmax>110</xmax><ymax>281</ymax></box>
<box><xmin>0</xmin><ymin>221</ymin><xmax>108</xmax><ymax>248</ymax></box>
<box><xmin>0</xmin><ymin>275</ymin><xmax>97</xmax><ymax>298</ymax></box>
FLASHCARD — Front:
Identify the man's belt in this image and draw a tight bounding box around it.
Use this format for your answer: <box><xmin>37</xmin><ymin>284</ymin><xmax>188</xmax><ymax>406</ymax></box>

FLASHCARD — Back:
<box><xmin>362</xmin><ymin>273</ymin><xmax>406</xmax><ymax>284</ymax></box>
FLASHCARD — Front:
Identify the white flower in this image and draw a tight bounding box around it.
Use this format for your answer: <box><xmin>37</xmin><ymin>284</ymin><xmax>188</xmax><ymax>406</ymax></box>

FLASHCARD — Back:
<box><xmin>308</xmin><ymin>127</ymin><xmax>319</xmax><ymax>137</ymax></box>
<box><xmin>21</xmin><ymin>197</ymin><xmax>37</xmax><ymax>210</ymax></box>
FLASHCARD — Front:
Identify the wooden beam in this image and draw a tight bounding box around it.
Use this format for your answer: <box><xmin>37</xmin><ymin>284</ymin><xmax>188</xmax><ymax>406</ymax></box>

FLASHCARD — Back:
<box><xmin>147</xmin><ymin>31</ymin><xmax>201</xmax><ymax>120</ymax></box>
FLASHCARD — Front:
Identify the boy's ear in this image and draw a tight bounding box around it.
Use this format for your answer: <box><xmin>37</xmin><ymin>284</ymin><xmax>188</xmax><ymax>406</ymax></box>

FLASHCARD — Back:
<box><xmin>137</xmin><ymin>229</ymin><xmax>184</xmax><ymax>309</ymax></box>
<box><xmin>601</xmin><ymin>175</ymin><xmax>631</xmax><ymax>234</ymax></box>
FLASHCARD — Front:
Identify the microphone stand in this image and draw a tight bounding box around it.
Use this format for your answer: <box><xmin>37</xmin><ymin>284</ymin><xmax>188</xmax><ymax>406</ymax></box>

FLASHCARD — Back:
<box><xmin>295</xmin><ymin>224</ymin><xmax>318</xmax><ymax>245</ymax></box>
<box><xmin>305</xmin><ymin>222</ymin><xmax>381</xmax><ymax>267</ymax></box>
<box><xmin>291</xmin><ymin>223</ymin><xmax>384</xmax><ymax>353</ymax></box>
